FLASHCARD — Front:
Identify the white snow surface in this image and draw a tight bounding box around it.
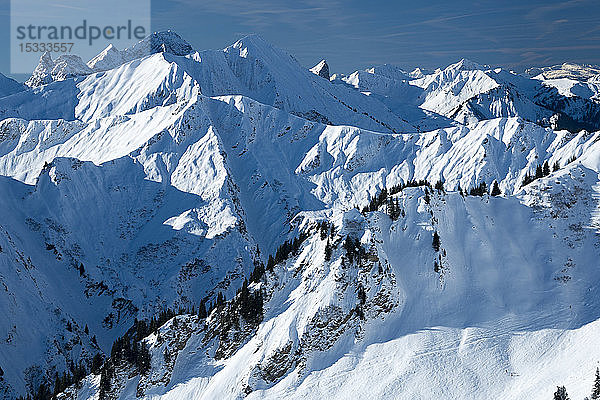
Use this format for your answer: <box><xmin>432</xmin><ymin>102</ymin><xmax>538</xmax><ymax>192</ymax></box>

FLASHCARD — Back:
<box><xmin>0</xmin><ymin>32</ymin><xmax>600</xmax><ymax>400</ymax></box>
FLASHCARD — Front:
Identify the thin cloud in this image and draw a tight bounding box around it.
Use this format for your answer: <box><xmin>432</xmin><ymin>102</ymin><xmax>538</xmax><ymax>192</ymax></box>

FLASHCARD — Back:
<box><xmin>171</xmin><ymin>0</ymin><xmax>352</xmax><ymax>30</ymax></box>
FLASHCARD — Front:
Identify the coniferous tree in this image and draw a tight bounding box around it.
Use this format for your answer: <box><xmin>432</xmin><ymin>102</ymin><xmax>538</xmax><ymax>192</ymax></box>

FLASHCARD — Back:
<box><xmin>249</xmin><ymin>261</ymin><xmax>265</xmax><ymax>284</ymax></box>
<box><xmin>33</xmin><ymin>382</ymin><xmax>52</xmax><ymax>400</ymax></box>
<box><xmin>591</xmin><ymin>367</ymin><xmax>600</xmax><ymax>399</ymax></box>
<box><xmin>198</xmin><ymin>300</ymin><xmax>207</xmax><ymax>319</ymax></box>
<box><xmin>319</xmin><ymin>222</ymin><xmax>328</xmax><ymax>240</ymax></box>
<box><xmin>469</xmin><ymin>181</ymin><xmax>488</xmax><ymax>196</ymax></box>
<box><xmin>136</xmin><ymin>343</ymin><xmax>151</xmax><ymax>375</ymax></box>
<box><xmin>343</xmin><ymin>236</ymin><xmax>355</xmax><ymax>264</ymax></box>
<box><xmin>554</xmin><ymin>386</ymin><xmax>569</xmax><ymax>400</ymax></box>
<box><xmin>357</xmin><ymin>285</ymin><xmax>366</xmax><ymax>305</ymax></box>
<box><xmin>53</xmin><ymin>374</ymin><xmax>62</xmax><ymax>396</ymax></box>
<box><xmin>266</xmin><ymin>255</ymin><xmax>275</xmax><ymax>271</ymax></box>
<box><xmin>522</xmin><ymin>172</ymin><xmax>534</xmax><ymax>187</ymax></box>
<box><xmin>435</xmin><ymin>180</ymin><xmax>445</xmax><ymax>192</ymax></box>
<box><xmin>553</xmin><ymin>161</ymin><xmax>560</xmax><ymax>172</ymax></box>
<box><xmin>84</xmin><ymin>324</ymin><xmax>89</xmax><ymax>335</ymax></box>
<box><xmin>98</xmin><ymin>362</ymin><xmax>113</xmax><ymax>400</ymax></box>
<box><xmin>216</xmin><ymin>292</ymin><xmax>225</xmax><ymax>307</ymax></box>
<box><xmin>424</xmin><ymin>191</ymin><xmax>431</xmax><ymax>204</ymax></box>
<box><xmin>432</xmin><ymin>231</ymin><xmax>441</xmax><ymax>252</ymax></box>
<box><xmin>354</xmin><ymin>238</ymin><xmax>363</xmax><ymax>264</ymax></box>
<box><xmin>491</xmin><ymin>181</ymin><xmax>501</xmax><ymax>196</ymax></box>
<box><xmin>78</xmin><ymin>263</ymin><xmax>85</xmax><ymax>276</ymax></box>
<box><xmin>535</xmin><ymin>164</ymin><xmax>544</xmax><ymax>179</ymax></box>
<box><xmin>386</xmin><ymin>197</ymin><xmax>400</xmax><ymax>221</ymax></box>
<box><xmin>91</xmin><ymin>353</ymin><xmax>103</xmax><ymax>374</ymax></box>
<box><xmin>324</xmin><ymin>239</ymin><xmax>333</xmax><ymax>261</ymax></box>
<box><xmin>543</xmin><ymin>161</ymin><xmax>551</xmax><ymax>176</ymax></box>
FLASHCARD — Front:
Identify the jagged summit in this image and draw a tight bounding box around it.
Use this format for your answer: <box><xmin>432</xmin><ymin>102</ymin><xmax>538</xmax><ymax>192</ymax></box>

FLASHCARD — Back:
<box><xmin>25</xmin><ymin>52</ymin><xmax>92</xmax><ymax>87</ymax></box>
<box><xmin>310</xmin><ymin>59</ymin><xmax>330</xmax><ymax>80</ymax></box>
<box><xmin>86</xmin><ymin>30</ymin><xmax>194</xmax><ymax>73</ymax></box>
<box><xmin>446</xmin><ymin>57</ymin><xmax>487</xmax><ymax>72</ymax></box>
<box><xmin>26</xmin><ymin>30</ymin><xmax>195</xmax><ymax>87</ymax></box>
<box><xmin>126</xmin><ymin>30</ymin><xmax>194</xmax><ymax>58</ymax></box>
<box><xmin>409</xmin><ymin>67</ymin><xmax>431</xmax><ymax>79</ymax></box>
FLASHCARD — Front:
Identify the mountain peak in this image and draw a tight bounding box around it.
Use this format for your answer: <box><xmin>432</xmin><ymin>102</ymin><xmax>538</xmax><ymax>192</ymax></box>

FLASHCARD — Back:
<box><xmin>229</xmin><ymin>34</ymin><xmax>282</xmax><ymax>59</ymax></box>
<box><xmin>310</xmin><ymin>59</ymin><xmax>330</xmax><ymax>80</ymax></box>
<box><xmin>25</xmin><ymin>52</ymin><xmax>92</xmax><ymax>87</ymax></box>
<box><xmin>365</xmin><ymin>64</ymin><xmax>410</xmax><ymax>81</ymax></box>
<box><xmin>449</xmin><ymin>58</ymin><xmax>486</xmax><ymax>71</ymax></box>
<box><xmin>130</xmin><ymin>30</ymin><xmax>194</xmax><ymax>57</ymax></box>
<box><xmin>232</xmin><ymin>33</ymin><xmax>272</xmax><ymax>49</ymax></box>
<box><xmin>225</xmin><ymin>34</ymin><xmax>298</xmax><ymax>69</ymax></box>
<box><xmin>87</xmin><ymin>43</ymin><xmax>122</xmax><ymax>70</ymax></box>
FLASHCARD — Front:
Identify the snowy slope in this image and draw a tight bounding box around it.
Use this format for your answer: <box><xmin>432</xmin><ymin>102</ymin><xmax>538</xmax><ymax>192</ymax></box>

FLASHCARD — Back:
<box><xmin>0</xmin><ymin>153</ymin><xmax>259</xmax><ymax>396</ymax></box>
<box><xmin>63</xmin><ymin>163</ymin><xmax>600</xmax><ymax>400</ymax></box>
<box><xmin>534</xmin><ymin>77</ymin><xmax>600</xmax><ymax>102</ymax></box>
<box><xmin>1</xmin><ymin>31</ymin><xmax>600</xmax><ymax>400</ymax></box>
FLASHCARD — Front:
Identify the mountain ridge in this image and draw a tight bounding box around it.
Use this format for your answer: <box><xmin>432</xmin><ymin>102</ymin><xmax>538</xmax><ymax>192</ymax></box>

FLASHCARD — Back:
<box><xmin>0</xmin><ymin>31</ymin><xmax>599</xmax><ymax>400</ymax></box>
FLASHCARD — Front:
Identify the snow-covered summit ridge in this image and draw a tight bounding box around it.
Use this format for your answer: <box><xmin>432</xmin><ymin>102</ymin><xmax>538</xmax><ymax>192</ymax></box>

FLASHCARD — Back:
<box><xmin>26</xmin><ymin>30</ymin><xmax>194</xmax><ymax>87</ymax></box>
<box><xmin>88</xmin><ymin>30</ymin><xmax>193</xmax><ymax>72</ymax></box>
<box><xmin>332</xmin><ymin>56</ymin><xmax>600</xmax><ymax>132</ymax></box>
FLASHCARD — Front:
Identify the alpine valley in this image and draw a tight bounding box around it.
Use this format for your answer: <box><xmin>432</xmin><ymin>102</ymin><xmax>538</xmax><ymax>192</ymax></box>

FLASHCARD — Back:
<box><xmin>1</xmin><ymin>31</ymin><xmax>600</xmax><ymax>400</ymax></box>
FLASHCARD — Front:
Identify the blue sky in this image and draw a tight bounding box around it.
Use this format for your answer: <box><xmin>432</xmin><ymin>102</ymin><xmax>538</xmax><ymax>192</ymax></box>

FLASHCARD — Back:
<box><xmin>2</xmin><ymin>0</ymin><xmax>600</xmax><ymax>79</ymax></box>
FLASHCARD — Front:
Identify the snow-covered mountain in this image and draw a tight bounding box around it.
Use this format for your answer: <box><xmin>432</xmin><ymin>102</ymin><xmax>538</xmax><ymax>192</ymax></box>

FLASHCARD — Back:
<box><xmin>336</xmin><ymin>58</ymin><xmax>600</xmax><ymax>133</ymax></box>
<box><xmin>26</xmin><ymin>31</ymin><xmax>195</xmax><ymax>88</ymax></box>
<box><xmin>1</xmin><ymin>32</ymin><xmax>600</xmax><ymax>400</ymax></box>
<box><xmin>524</xmin><ymin>63</ymin><xmax>600</xmax><ymax>81</ymax></box>
<box><xmin>522</xmin><ymin>63</ymin><xmax>600</xmax><ymax>103</ymax></box>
